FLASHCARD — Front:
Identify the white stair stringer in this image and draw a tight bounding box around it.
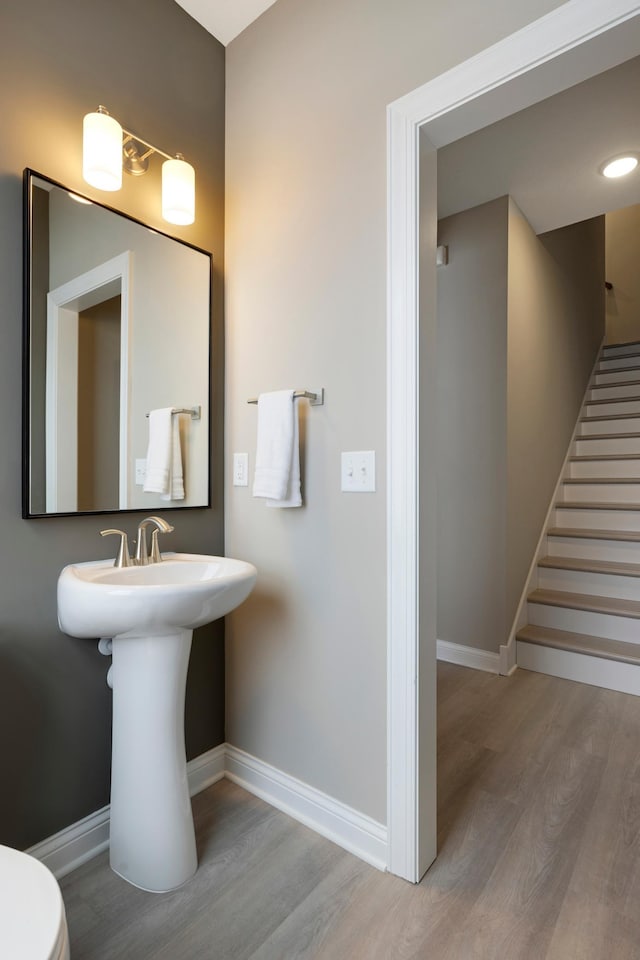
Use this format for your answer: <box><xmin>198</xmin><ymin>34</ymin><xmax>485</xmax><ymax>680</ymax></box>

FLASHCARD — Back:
<box><xmin>516</xmin><ymin>340</ymin><xmax>640</xmax><ymax>696</ymax></box>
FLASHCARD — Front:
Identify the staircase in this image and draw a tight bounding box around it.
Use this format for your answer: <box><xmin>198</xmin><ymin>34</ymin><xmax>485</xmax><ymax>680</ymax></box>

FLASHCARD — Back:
<box><xmin>516</xmin><ymin>339</ymin><xmax>640</xmax><ymax>695</ymax></box>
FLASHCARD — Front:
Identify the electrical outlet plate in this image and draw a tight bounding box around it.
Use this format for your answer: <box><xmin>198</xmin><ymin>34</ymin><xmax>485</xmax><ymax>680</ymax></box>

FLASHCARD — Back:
<box><xmin>341</xmin><ymin>451</ymin><xmax>375</xmax><ymax>492</ymax></box>
<box><xmin>233</xmin><ymin>452</ymin><xmax>249</xmax><ymax>487</ymax></box>
<box><xmin>135</xmin><ymin>459</ymin><xmax>147</xmax><ymax>485</ymax></box>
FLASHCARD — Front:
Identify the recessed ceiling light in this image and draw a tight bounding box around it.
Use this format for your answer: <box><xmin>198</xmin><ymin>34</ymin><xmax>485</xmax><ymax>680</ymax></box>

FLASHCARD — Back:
<box><xmin>600</xmin><ymin>154</ymin><xmax>639</xmax><ymax>179</ymax></box>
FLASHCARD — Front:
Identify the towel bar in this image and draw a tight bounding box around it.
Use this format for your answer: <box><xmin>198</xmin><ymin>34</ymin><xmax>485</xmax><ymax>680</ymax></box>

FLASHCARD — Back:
<box><xmin>247</xmin><ymin>388</ymin><xmax>324</xmax><ymax>406</ymax></box>
<box><xmin>145</xmin><ymin>406</ymin><xmax>201</xmax><ymax>419</ymax></box>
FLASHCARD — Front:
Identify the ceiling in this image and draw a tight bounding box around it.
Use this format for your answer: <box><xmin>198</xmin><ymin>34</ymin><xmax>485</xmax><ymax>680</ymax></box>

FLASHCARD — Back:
<box><xmin>437</xmin><ymin>54</ymin><xmax>640</xmax><ymax>234</ymax></box>
<box><xmin>177</xmin><ymin>3</ymin><xmax>640</xmax><ymax>231</ymax></box>
<box><xmin>173</xmin><ymin>0</ymin><xmax>278</xmax><ymax>45</ymax></box>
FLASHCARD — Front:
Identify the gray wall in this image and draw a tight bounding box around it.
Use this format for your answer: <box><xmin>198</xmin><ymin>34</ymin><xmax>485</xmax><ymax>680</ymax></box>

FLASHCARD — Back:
<box><xmin>224</xmin><ymin>0</ymin><xmax>565</xmax><ymax>825</ymax></box>
<box><xmin>435</xmin><ymin>199</ymin><xmax>604</xmax><ymax>654</ymax></box>
<box><xmin>437</xmin><ymin>198</ymin><xmax>509</xmax><ymax>652</ymax></box>
<box><xmin>507</xmin><ymin>204</ymin><xmax>605</xmax><ymax>622</ymax></box>
<box><xmin>605</xmin><ymin>204</ymin><xmax>640</xmax><ymax>344</ymax></box>
<box><xmin>0</xmin><ymin>0</ymin><xmax>224</xmax><ymax>848</ymax></box>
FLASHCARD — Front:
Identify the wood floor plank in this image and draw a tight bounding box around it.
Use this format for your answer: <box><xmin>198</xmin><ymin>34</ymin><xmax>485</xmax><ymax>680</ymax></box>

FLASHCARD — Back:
<box><xmin>442</xmin><ymin>745</ymin><xmax>605</xmax><ymax>959</ymax></box>
<box><xmin>545</xmin><ymin>892</ymin><xmax>640</xmax><ymax>960</ymax></box>
<box><xmin>60</xmin><ymin>664</ymin><xmax>640</xmax><ymax>959</ymax></box>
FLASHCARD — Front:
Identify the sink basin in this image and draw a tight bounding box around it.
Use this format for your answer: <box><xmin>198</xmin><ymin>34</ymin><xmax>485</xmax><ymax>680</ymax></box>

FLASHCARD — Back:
<box><xmin>58</xmin><ymin>552</ymin><xmax>257</xmax><ymax>638</ymax></box>
<box><xmin>57</xmin><ymin>552</ymin><xmax>256</xmax><ymax>893</ymax></box>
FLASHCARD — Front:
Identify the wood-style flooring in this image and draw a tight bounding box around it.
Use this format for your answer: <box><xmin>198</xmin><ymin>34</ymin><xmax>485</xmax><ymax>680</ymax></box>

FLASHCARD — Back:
<box><xmin>61</xmin><ymin>663</ymin><xmax>640</xmax><ymax>958</ymax></box>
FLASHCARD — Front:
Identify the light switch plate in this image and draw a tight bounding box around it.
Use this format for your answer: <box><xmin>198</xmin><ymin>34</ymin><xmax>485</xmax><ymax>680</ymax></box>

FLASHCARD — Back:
<box><xmin>341</xmin><ymin>451</ymin><xmax>375</xmax><ymax>492</ymax></box>
<box><xmin>135</xmin><ymin>459</ymin><xmax>147</xmax><ymax>485</ymax></box>
<box><xmin>233</xmin><ymin>452</ymin><xmax>249</xmax><ymax>487</ymax></box>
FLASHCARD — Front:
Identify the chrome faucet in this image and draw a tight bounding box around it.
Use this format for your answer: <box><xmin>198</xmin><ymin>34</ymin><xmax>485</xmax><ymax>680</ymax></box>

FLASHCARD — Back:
<box><xmin>100</xmin><ymin>517</ymin><xmax>174</xmax><ymax>568</ymax></box>
<box><xmin>135</xmin><ymin>516</ymin><xmax>175</xmax><ymax>565</ymax></box>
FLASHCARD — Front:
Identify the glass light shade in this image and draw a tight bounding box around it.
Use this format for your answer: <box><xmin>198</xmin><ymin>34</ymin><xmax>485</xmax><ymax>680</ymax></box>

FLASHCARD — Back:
<box><xmin>162</xmin><ymin>157</ymin><xmax>195</xmax><ymax>225</ymax></box>
<box><xmin>601</xmin><ymin>155</ymin><xmax>639</xmax><ymax>179</ymax></box>
<box><xmin>83</xmin><ymin>111</ymin><xmax>123</xmax><ymax>191</ymax></box>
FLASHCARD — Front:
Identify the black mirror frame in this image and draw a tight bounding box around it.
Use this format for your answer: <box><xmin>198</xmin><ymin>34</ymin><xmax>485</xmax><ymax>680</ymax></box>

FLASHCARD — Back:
<box><xmin>22</xmin><ymin>168</ymin><xmax>213</xmax><ymax>519</ymax></box>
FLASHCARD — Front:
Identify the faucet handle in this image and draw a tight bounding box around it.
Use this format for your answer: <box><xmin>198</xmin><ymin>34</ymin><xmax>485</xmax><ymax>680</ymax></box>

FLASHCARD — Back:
<box><xmin>136</xmin><ymin>516</ymin><xmax>175</xmax><ymax>564</ymax></box>
<box><xmin>100</xmin><ymin>529</ymin><xmax>132</xmax><ymax>568</ymax></box>
<box><xmin>150</xmin><ymin>529</ymin><xmax>164</xmax><ymax>563</ymax></box>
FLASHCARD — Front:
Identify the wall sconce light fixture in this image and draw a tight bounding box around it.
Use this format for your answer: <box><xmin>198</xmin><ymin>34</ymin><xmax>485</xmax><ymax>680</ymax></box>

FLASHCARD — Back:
<box><xmin>82</xmin><ymin>106</ymin><xmax>195</xmax><ymax>225</ymax></box>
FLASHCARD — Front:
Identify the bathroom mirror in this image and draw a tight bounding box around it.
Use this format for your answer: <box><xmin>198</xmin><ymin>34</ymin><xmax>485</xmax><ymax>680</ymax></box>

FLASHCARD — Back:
<box><xmin>23</xmin><ymin>169</ymin><xmax>211</xmax><ymax>518</ymax></box>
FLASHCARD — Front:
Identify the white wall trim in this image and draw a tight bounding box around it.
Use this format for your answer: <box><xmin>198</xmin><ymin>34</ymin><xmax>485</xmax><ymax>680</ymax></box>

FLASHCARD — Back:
<box><xmin>27</xmin><ymin>744</ymin><xmax>226</xmax><ymax>880</ymax></box>
<box><xmin>26</xmin><ymin>804</ymin><xmax>111</xmax><ymax>881</ymax></box>
<box><xmin>26</xmin><ymin>743</ymin><xmax>386</xmax><ymax>880</ymax></box>
<box><xmin>387</xmin><ymin>0</ymin><xmax>640</xmax><ymax>882</ymax></box>
<box><xmin>500</xmin><ymin>339</ymin><xmax>606</xmax><ymax>675</ymax></box>
<box><xmin>45</xmin><ymin>251</ymin><xmax>133</xmax><ymax>512</ymax></box>
<box><xmin>186</xmin><ymin>742</ymin><xmax>227</xmax><ymax>796</ymax></box>
<box><xmin>225</xmin><ymin>746</ymin><xmax>388</xmax><ymax>871</ymax></box>
<box><xmin>437</xmin><ymin>640</ymin><xmax>500</xmax><ymax>674</ymax></box>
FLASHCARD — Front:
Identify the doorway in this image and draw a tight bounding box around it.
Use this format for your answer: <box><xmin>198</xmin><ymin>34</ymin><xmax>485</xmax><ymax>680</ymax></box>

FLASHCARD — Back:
<box><xmin>386</xmin><ymin>0</ymin><xmax>640</xmax><ymax>882</ymax></box>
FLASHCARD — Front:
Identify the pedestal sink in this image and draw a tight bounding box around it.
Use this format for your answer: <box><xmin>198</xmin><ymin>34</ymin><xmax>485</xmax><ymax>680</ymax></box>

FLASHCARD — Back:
<box><xmin>57</xmin><ymin>553</ymin><xmax>256</xmax><ymax>892</ymax></box>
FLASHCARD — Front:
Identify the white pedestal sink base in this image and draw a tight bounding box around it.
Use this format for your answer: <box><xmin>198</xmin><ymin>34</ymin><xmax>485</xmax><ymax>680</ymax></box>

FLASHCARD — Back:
<box><xmin>109</xmin><ymin>629</ymin><xmax>197</xmax><ymax>892</ymax></box>
<box><xmin>58</xmin><ymin>552</ymin><xmax>257</xmax><ymax>892</ymax></box>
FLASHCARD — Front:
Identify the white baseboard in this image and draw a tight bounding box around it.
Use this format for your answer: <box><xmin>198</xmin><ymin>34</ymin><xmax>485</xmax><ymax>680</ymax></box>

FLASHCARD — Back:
<box><xmin>26</xmin><ymin>804</ymin><xmax>111</xmax><ymax>880</ymax></box>
<box><xmin>437</xmin><ymin>639</ymin><xmax>500</xmax><ymax>674</ymax></box>
<box><xmin>224</xmin><ymin>745</ymin><xmax>388</xmax><ymax>871</ymax></box>
<box><xmin>27</xmin><ymin>743</ymin><xmax>227</xmax><ymax>880</ymax></box>
<box><xmin>26</xmin><ymin>742</ymin><xmax>387</xmax><ymax>879</ymax></box>
<box><xmin>186</xmin><ymin>742</ymin><xmax>227</xmax><ymax>796</ymax></box>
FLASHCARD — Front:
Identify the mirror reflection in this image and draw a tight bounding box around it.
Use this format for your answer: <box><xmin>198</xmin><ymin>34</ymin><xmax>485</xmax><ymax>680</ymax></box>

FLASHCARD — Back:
<box><xmin>24</xmin><ymin>170</ymin><xmax>211</xmax><ymax>517</ymax></box>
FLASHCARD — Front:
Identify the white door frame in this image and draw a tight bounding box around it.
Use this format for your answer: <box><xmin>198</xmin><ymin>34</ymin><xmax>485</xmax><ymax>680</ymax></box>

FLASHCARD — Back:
<box><xmin>386</xmin><ymin>0</ymin><xmax>640</xmax><ymax>882</ymax></box>
<box><xmin>46</xmin><ymin>252</ymin><xmax>132</xmax><ymax>512</ymax></box>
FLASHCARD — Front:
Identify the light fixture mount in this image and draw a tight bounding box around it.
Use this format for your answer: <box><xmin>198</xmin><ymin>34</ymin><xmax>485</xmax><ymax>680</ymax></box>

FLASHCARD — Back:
<box><xmin>122</xmin><ymin>138</ymin><xmax>150</xmax><ymax>177</ymax></box>
<box><xmin>82</xmin><ymin>106</ymin><xmax>196</xmax><ymax>225</ymax></box>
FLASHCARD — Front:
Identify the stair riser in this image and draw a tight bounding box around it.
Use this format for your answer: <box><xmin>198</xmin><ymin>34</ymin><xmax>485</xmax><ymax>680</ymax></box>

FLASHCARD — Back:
<box><xmin>588</xmin><ymin>383</ymin><xmax>640</xmax><ymax>400</ymax></box>
<box><xmin>528</xmin><ymin>602</ymin><xmax>640</xmax><ymax>643</ymax></box>
<box><xmin>561</xmin><ymin>483</ymin><xmax>640</xmax><ymax>502</ymax></box>
<box><xmin>594</xmin><ymin>369</ymin><xmax>640</xmax><ymax>385</ymax></box>
<box><xmin>568</xmin><ymin>459</ymin><xmax>640</xmax><ymax>478</ymax></box>
<box><xmin>547</xmin><ymin>536</ymin><xmax>640</xmax><ymax>564</ymax></box>
<box><xmin>574</xmin><ymin>437</ymin><xmax>640</xmax><ymax>455</ymax></box>
<box><xmin>555</xmin><ymin>507</ymin><xmax>640</xmax><ymax>531</ymax></box>
<box><xmin>538</xmin><ymin>567</ymin><xmax>640</xmax><ymax>601</ymax></box>
<box><xmin>602</xmin><ymin>343</ymin><xmax>640</xmax><ymax>359</ymax></box>
<box><xmin>586</xmin><ymin>399</ymin><xmax>640</xmax><ymax>417</ymax></box>
<box><xmin>579</xmin><ymin>417</ymin><xmax>640</xmax><ymax>436</ymax></box>
<box><xmin>517</xmin><ymin>641</ymin><xmax>640</xmax><ymax>696</ymax></box>
<box><xmin>598</xmin><ymin>355</ymin><xmax>640</xmax><ymax>371</ymax></box>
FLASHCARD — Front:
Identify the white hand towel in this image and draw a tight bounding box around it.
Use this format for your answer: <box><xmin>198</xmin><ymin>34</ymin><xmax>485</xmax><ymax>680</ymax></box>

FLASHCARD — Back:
<box><xmin>252</xmin><ymin>391</ymin><xmax>302</xmax><ymax>507</ymax></box>
<box><xmin>143</xmin><ymin>408</ymin><xmax>185</xmax><ymax>500</ymax></box>
<box><xmin>161</xmin><ymin>413</ymin><xmax>185</xmax><ymax>502</ymax></box>
<box><xmin>266</xmin><ymin>397</ymin><xmax>301</xmax><ymax>508</ymax></box>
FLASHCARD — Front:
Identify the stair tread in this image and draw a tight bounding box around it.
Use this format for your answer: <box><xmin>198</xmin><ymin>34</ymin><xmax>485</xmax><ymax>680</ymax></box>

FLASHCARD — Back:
<box><xmin>539</xmin><ymin>555</ymin><xmax>640</xmax><ymax>578</ymax></box>
<box><xmin>587</xmin><ymin>395</ymin><xmax>640</xmax><ymax>406</ymax></box>
<box><xmin>569</xmin><ymin>454</ymin><xmax>640</xmax><ymax>461</ymax></box>
<box><xmin>575</xmin><ymin>432</ymin><xmax>640</xmax><ymax>440</ymax></box>
<box><xmin>596</xmin><ymin>364</ymin><xmax>640</xmax><ymax>376</ymax></box>
<box><xmin>558</xmin><ymin>500</ymin><xmax>640</xmax><ymax>510</ymax></box>
<box><xmin>598</xmin><ymin>355</ymin><xmax>640</xmax><ymax>364</ymax></box>
<box><xmin>603</xmin><ymin>339</ymin><xmax>640</xmax><ymax>350</ymax></box>
<box><xmin>548</xmin><ymin>527</ymin><xmax>640</xmax><ymax>542</ymax></box>
<box><xmin>590</xmin><ymin>378</ymin><xmax>640</xmax><ymax>390</ymax></box>
<box><xmin>580</xmin><ymin>412</ymin><xmax>640</xmax><ymax>422</ymax></box>
<box><xmin>528</xmin><ymin>588</ymin><xmax>640</xmax><ymax>619</ymax></box>
<box><xmin>563</xmin><ymin>477</ymin><xmax>640</xmax><ymax>484</ymax></box>
<box><xmin>517</xmin><ymin>624</ymin><xmax>640</xmax><ymax>665</ymax></box>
